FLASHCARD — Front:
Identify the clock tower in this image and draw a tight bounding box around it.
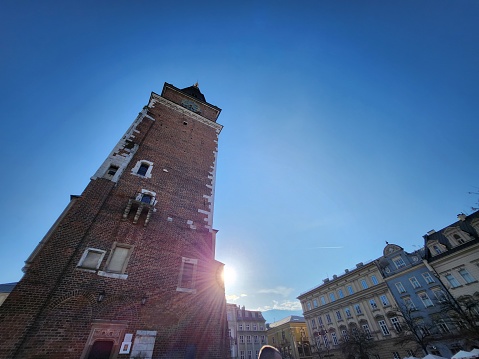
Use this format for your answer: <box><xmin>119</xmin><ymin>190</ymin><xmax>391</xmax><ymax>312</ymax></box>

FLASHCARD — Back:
<box><xmin>0</xmin><ymin>83</ymin><xmax>230</xmax><ymax>359</ymax></box>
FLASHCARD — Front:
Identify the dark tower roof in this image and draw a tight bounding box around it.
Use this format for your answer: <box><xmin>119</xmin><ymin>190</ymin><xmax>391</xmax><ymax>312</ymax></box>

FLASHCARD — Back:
<box><xmin>180</xmin><ymin>83</ymin><xmax>206</xmax><ymax>102</ymax></box>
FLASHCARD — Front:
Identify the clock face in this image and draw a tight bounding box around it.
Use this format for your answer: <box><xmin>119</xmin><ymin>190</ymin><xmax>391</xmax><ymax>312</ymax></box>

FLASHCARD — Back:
<box><xmin>181</xmin><ymin>99</ymin><xmax>200</xmax><ymax>113</ymax></box>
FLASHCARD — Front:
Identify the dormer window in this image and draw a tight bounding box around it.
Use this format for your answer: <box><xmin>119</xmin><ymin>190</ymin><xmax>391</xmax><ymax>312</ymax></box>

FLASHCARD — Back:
<box><xmin>444</xmin><ymin>227</ymin><xmax>471</xmax><ymax>247</ymax></box>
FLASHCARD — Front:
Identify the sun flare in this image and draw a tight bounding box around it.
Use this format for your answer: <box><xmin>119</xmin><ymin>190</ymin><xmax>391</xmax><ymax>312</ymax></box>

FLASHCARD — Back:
<box><xmin>222</xmin><ymin>265</ymin><xmax>237</xmax><ymax>286</ymax></box>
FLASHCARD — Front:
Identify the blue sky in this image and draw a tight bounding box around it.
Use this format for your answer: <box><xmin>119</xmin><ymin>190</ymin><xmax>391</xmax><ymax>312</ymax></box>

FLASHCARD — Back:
<box><xmin>1</xmin><ymin>0</ymin><xmax>478</xmax><ymax>313</ymax></box>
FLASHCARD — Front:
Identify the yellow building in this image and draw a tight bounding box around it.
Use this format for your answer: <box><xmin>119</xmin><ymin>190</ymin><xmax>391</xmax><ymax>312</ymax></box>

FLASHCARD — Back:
<box><xmin>267</xmin><ymin>316</ymin><xmax>312</xmax><ymax>359</ymax></box>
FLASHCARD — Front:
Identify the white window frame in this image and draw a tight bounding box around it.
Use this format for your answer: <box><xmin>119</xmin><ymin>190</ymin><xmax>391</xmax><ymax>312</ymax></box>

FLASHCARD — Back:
<box><xmin>345</xmin><ymin>308</ymin><xmax>352</xmax><ymax>318</ymax></box>
<box><xmin>445</xmin><ymin>273</ymin><xmax>461</xmax><ymax>288</ymax></box>
<box><xmin>131</xmin><ymin>160</ymin><xmax>154</xmax><ymax>178</ymax></box>
<box><xmin>378</xmin><ymin>320</ymin><xmax>390</xmax><ymax>336</ymax></box>
<box><xmin>393</xmin><ymin>256</ymin><xmax>406</xmax><ymax>269</ymax></box>
<box><xmin>331</xmin><ymin>332</ymin><xmax>339</xmax><ymax>345</ymax></box>
<box><xmin>371</xmin><ymin>275</ymin><xmax>379</xmax><ymax>285</ymax></box>
<box><xmin>354</xmin><ymin>304</ymin><xmax>362</xmax><ymax>315</ymax></box>
<box><xmin>403</xmin><ymin>297</ymin><xmax>416</xmax><ymax>310</ymax></box>
<box><xmin>336</xmin><ymin>310</ymin><xmax>342</xmax><ymax>320</ymax></box>
<box><xmin>390</xmin><ymin>317</ymin><xmax>402</xmax><ymax>332</ymax></box>
<box><xmin>361</xmin><ymin>279</ymin><xmax>369</xmax><ymax>289</ymax></box>
<box><xmin>369</xmin><ymin>299</ymin><xmax>378</xmax><ymax>310</ymax></box>
<box><xmin>395</xmin><ymin>282</ymin><xmax>406</xmax><ymax>293</ymax></box>
<box><xmin>338</xmin><ymin>289</ymin><xmax>344</xmax><ymax>298</ymax></box>
<box><xmin>422</xmin><ymin>272</ymin><xmax>435</xmax><ymax>284</ymax></box>
<box><xmin>418</xmin><ymin>292</ymin><xmax>434</xmax><ymax>307</ymax></box>
<box><xmin>409</xmin><ymin>276</ymin><xmax>421</xmax><ymax>289</ymax></box>
<box><xmin>347</xmin><ymin>285</ymin><xmax>354</xmax><ymax>295</ymax></box>
<box><xmin>362</xmin><ymin>323</ymin><xmax>372</xmax><ymax>339</ymax></box>
<box><xmin>77</xmin><ymin>247</ymin><xmax>106</xmax><ymax>271</ymax></box>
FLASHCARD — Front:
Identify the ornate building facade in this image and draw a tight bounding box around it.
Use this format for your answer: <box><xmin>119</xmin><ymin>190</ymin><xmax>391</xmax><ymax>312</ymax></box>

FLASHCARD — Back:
<box><xmin>267</xmin><ymin>316</ymin><xmax>312</xmax><ymax>359</ymax></box>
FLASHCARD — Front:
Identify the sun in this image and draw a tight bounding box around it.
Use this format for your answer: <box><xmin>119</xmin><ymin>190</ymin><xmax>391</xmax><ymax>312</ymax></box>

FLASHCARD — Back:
<box><xmin>222</xmin><ymin>265</ymin><xmax>237</xmax><ymax>286</ymax></box>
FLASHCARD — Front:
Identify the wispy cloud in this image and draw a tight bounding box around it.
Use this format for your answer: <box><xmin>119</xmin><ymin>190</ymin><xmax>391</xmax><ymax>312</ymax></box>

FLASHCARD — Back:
<box><xmin>256</xmin><ymin>299</ymin><xmax>302</xmax><ymax>311</ymax></box>
<box><xmin>258</xmin><ymin>286</ymin><xmax>294</xmax><ymax>297</ymax></box>
<box><xmin>226</xmin><ymin>293</ymin><xmax>247</xmax><ymax>301</ymax></box>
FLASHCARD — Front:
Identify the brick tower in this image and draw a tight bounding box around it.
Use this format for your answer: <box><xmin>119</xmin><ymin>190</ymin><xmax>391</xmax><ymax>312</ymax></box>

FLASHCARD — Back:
<box><xmin>0</xmin><ymin>83</ymin><xmax>230</xmax><ymax>359</ymax></box>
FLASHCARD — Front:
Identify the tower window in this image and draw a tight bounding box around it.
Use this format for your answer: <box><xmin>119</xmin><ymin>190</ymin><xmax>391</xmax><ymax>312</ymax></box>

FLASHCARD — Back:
<box><xmin>177</xmin><ymin>257</ymin><xmax>198</xmax><ymax>293</ymax></box>
<box><xmin>131</xmin><ymin>160</ymin><xmax>153</xmax><ymax>178</ymax></box>
<box><xmin>77</xmin><ymin>248</ymin><xmax>106</xmax><ymax>270</ymax></box>
<box><xmin>137</xmin><ymin>163</ymin><xmax>149</xmax><ymax>176</ymax></box>
<box><xmin>104</xmin><ymin>165</ymin><xmax>119</xmax><ymax>180</ymax></box>
<box><xmin>105</xmin><ymin>243</ymin><xmax>133</xmax><ymax>274</ymax></box>
<box><xmin>141</xmin><ymin>194</ymin><xmax>152</xmax><ymax>204</ymax></box>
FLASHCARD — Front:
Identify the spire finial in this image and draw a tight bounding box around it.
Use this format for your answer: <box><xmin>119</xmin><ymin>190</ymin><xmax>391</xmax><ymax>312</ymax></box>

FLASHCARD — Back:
<box><xmin>194</xmin><ymin>82</ymin><xmax>199</xmax><ymax>88</ymax></box>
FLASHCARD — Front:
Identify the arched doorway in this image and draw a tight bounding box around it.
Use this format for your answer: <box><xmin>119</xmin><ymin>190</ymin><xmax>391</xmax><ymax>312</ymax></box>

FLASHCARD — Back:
<box><xmin>87</xmin><ymin>340</ymin><xmax>114</xmax><ymax>359</ymax></box>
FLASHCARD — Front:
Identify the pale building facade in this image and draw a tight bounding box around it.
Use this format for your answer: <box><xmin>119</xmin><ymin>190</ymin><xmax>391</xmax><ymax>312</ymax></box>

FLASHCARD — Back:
<box><xmin>267</xmin><ymin>316</ymin><xmax>312</xmax><ymax>359</ymax></box>
<box><xmin>298</xmin><ymin>261</ymin><xmax>405</xmax><ymax>359</ymax></box>
<box><xmin>227</xmin><ymin>304</ymin><xmax>267</xmax><ymax>359</ymax></box>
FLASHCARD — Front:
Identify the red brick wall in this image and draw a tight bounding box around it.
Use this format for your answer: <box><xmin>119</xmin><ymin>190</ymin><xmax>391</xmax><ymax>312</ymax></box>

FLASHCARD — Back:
<box><xmin>0</xmin><ymin>85</ymin><xmax>229</xmax><ymax>359</ymax></box>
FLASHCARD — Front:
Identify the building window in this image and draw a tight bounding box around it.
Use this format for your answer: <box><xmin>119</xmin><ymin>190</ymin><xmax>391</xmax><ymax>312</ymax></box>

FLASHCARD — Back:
<box><xmin>347</xmin><ymin>285</ymin><xmax>354</xmax><ymax>295</ymax></box>
<box><xmin>422</xmin><ymin>272</ymin><xmax>435</xmax><ymax>284</ymax></box>
<box><xmin>338</xmin><ymin>289</ymin><xmax>344</xmax><ymax>298</ymax></box>
<box><xmin>371</xmin><ymin>275</ymin><xmax>379</xmax><ymax>285</ymax></box>
<box><xmin>246</xmin><ymin>335</ymin><xmax>251</xmax><ymax>343</ymax></box>
<box><xmin>131</xmin><ymin>160</ymin><xmax>153</xmax><ymax>178</ymax></box>
<box><xmin>345</xmin><ymin>308</ymin><xmax>352</xmax><ymax>318</ymax></box>
<box><xmin>311</xmin><ymin>319</ymin><xmax>317</xmax><ymax>328</ymax></box>
<box><xmin>354</xmin><ymin>304</ymin><xmax>362</xmax><ymax>315</ymax></box>
<box><xmin>436</xmin><ymin>319</ymin><xmax>450</xmax><ymax>333</ymax></box>
<box><xmin>361</xmin><ymin>279</ymin><xmax>368</xmax><ymax>289</ymax></box>
<box><xmin>458</xmin><ymin>268</ymin><xmax>475</xmax><ymax>283</ymax></box>
<box><xmin>432</xmin><ymin>245</ymin><xmax>443</xmax><ymax>255</ymax></box>
<box><xmin>318</xmin><ymin>316</ymin><xmax>323</xmax><ymax>326</ymax></box>
<box><xmin>362</xmin><ymin>323</ymin><xmax>372</xmax><ymax>339</ymax></box>
<box><xmin>432</xmin><ymin>289</ymin><xmax>446</xmax><ymax>302</ymax></box>
<box><xmin>320</xmin><ymin>296</ymin><xmax>326</xmax><ymax>305</ymax></box>
<box><xmin>240</xmin><ymin>350</ymin><xmax>245</xmax><ymax>359</ymax></box>
<box><xmin>177</xmin><ymin>257</ymin><xmax>198</xmax><ymax>292</ymax></box>
<box><xmin>445</xmin><ymin>273</ymin><xmax>461</xmax><ymax>288</ymax></box>
<box><xmin>261</xmin><ymin>335</ymin><xmax>265</xmax><ymax>343</ymax></box>
<box><xmin>329</xmin><ymin>293</ymin><xmax>336</xmax><ymax>302</ymax></box>
<box><xmin>137</xmin><ymin>163</ymin><xmax>149</xmax><ymax>176</ymax></box>
<box><xmin>369</xmin><ymin>299</ymin><xmax>378</xmax><ymax>310</ymax></box>
<box><xmin>253</xmin><ymin>324</ymin><xmax>257</xmax><ymax>331</ymax></box>
<box><xmin>245</xmin><ymin>324</ymin><xmax>250</xmax><ymax>331</ymax></box>
<box><xmin>395</xmin><ymin>282</ymin><xmax>406</xmax><ymax>293</ymax></box>
<box><xmin>378</xmin><ymin>320</ymin><xmax>390</xmax><ymax>336</ymax></box>
<box><xmin>256</xmin><ymin>351</ymin><xmax>259</xmax><ymax>358</ymax></box>
<box><xmin>403</xmin><ymin>297</ymin><xmax>416</xmax><ymax>310</ymax></box>
<box><xmin>390</xmin><ymin>317</ymin><xmax>402</xmax><ymax>332</ymax></box>
<box><xmin>336</xmin><ymin>311</ymin><xmax>342</xmax><ymax>320</ymax></box>
<box><xmin>331</xmin><ymin>332</ymin><xmax>339</xmax><ymax>345</ymax></box>
<box><xmin>326</xmin><ymin>314</ymin><xmax>332</xmax><ymax>324</ymax></box>
<box><xmin>239</xmin><ymin>324</ymin><xmax>243</xmax><ymax>331</ymax></box>
<box><xmin>409</xmin><ymin>277</ymin><xmax>421</xmax><ymax>289</ymax></box>
<box><xmin>105</xmin><ymin>243</ymin><xmax>133</xmax><ymax>274</ymax></box>
<box><xmin>393</xmin><ymin>352</ymin><xmax>401</xmax><ymax>359</ymax></box>
<box><xmin>239</xmin><ymin>335</ymin><xmax>244</xmax><ymax>344</ymax></box>
<box><xmin>323</xmin><ymin>334</ymin><xmax>330</xmax><ymax>348</ymax></box>
<box><xmin>341</xmin><ymin>329</ymin><xmax>348</xmax><ymax>339</ymax></box>
<box><xmin>313</xmin><ymin>299</ymin><xmax>319</xmax><ymax>308</ymax></box>
<box><xmin>103</xmin><ymin>165</ymin><xmax>119</xmax><ymax>179</ymax></box>
<box><xmin>260</xmin><ymin>325</ymin><xmax>264</xmax><ymax>331</ymax></box>
<box><xmin>248</xmin><ymin>350</ymin><xmax>252</xmax><ymax>359</ymax></box>
<box><xmin>393</xmin><ymin>256</ymin><xmax>406</xmax><ymax>269</ymax></box>
<box><xmin>306</xmin><ymin>302</ymin><xmax>312</xmax><ymax>310</ymax></box>
<box><xmin>77</xmin><ymin>248</ymin><xmax>106</xmax><ymax>270</ymax></box>
<box><xmin>380</xmin><ymin>295</ymin><xmax>390</xmax><ymax>306</ymax></box>
<box><xmin>418</xmin><ymin>292</ymin><xmax>434</xmax><ymax>307</ymax></box>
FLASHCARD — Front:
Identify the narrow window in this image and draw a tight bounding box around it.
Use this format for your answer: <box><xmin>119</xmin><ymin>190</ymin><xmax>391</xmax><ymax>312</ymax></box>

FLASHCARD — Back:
<box><xmin>354</xmin><ymin>304</ymin><xmax>362</xmax><ymax>314</ymax></box>
<box><xmin>380</xmin><ymin>295</ymin><xmax>389</xmax><ymax>306</ymax></box>
<box><xmin>326</xmin><ymin>313</ymin><xmax>332</xmax><ymax>323</ymax></box>
<box><xmin>362</xmin><ymin>324</ymin><xmax>372</xmax><ymax>339</ymax></box>
<box><xmin>104</xmin><ymin>165</ymin><xmax>119</xmax><ymax>179</ymax></box>
<box><xmin>361</xmin><ymin>279</ymin><xmax>368</xmax><ymax>289</ymax></box>
<box><xmin>313</xmin><ymin>299</ymin><xmax>318</xmax><ymax>308</ymax></box>
<box><xmin>445</xmin><ymin>273</ymin><xmax>461</xmax><ymax>288</ymax></box>
<box><xmin>410</xmin><ymin>277</ymin><xmax>421</xmax><ymax>289</ymax></box>
<box><xmin>369</xmin><ymin>299</ymin><xmax>378</xmax><ymax>310</ymax></box>
<box><xmin>422</xmin><ymin>272</ymin><xmax>435</xmax><ymax>284</ymax></box>
<box><xmin>403</xmin><ymin>297</ymin><xmax>416</xmax><ymax>310</ymax></box>
<box><xmin>177</xmin><ymin>257</ymin><xmax>198</xmax><ymax>292</ymax></box>
<box><xmin>418</xmin><ymin>292</ymin><xmax>434</xmax><ymax>307</ymax></box>
<box><xmin>105</xmin><ymin>243</ymin><xmax>132</xmax><ymax>273</ymax></box>
<box><xmin>77</xmin><ymin>248</ymin><xmax>106</xmax><ymax>270</ymax></box>
<box><xmin>390</xmin><ymin>317</ymin><xmax>402</xmax><ymax>332</ymax></box>
<box><xmin>137</xmin><ymin>163</ymin><xmax>149</xmax><ymax>176</ymax></box>
<box><xmin>336</xmin><ymin>310</ymin><xmax>342</xmax><ymax>320</ymax></box>
<box><xmin>329</xmin><ymin>293</ymin><xmax>336</xmax><ymax>302</ymax></box>
<box><xmin>311</xmin><ymin>319</ymin><xmax>317</xmax><ymax>328</ymax></box>
<box><xmin>345</xmin><ymin>308</ymin><xmax>352</xmax><ymax>318</ymax></box>
<box><xmin>458</xmin><ymin>268</ymin><xmax>475</xmax><ymax>283</ymax></box>
<box><xmin>393</xmin><ymin>257</ymin><xmax>406</xmax><ymax>269</ymax></box>
<box><xmin>378</xmin><ymin>320</ymin><xmax>390</xmax><ymax>335</ymax></box>
<box><xmin>338</xmin><ymin>289</ymin><xmax>344</xmax><ymax>298</ymax></box>
<box><xmin>395</xmin><ymin>282</ymin><xmax>406</xmax><ymax>293</ymax></box>
<box><xmin>371</xmin><ymin>275</ymin><xmax>379</xmax><ymax>285</ymax></box>
<box><xmin>331</xmin><ymin>332</ymin><xmax>339</xmax><ymax>345</ymax></box>
<box><xmin>320</xmin><ymin>296</ymin><xmax>326</xmax><ymax>305</ymax></box>
<box><xmin>347</xmin><ymin>285</ymin><xmax>354</xmax><ymax>295</ymax></box>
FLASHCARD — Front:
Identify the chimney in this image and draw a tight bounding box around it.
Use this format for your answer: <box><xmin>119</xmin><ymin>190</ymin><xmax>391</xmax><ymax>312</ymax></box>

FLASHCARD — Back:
<box><xmin>427</xmin><ymin>230</ymin><xmax>436</xmax><ymax>235</ymax></box>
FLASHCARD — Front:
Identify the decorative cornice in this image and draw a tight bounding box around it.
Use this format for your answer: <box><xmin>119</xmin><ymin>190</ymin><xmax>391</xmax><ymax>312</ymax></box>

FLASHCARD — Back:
<box><xmin>149</xmin><ymin>93</ymin><xmax>223</xmax><ymax>133</ymax></box>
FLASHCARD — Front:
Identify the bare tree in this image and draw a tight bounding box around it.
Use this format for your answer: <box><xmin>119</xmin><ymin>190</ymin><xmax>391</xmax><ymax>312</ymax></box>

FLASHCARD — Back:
<box><xmin>438</xmin><ymin>291</ymin><xmax>479</xmax><ymax>345</ymax></box>
<box><xmin>339</xmin><ymin>328</ymin><xmax>378</xmax><ymax>359</ymax></box>
<box><xmin>390</xmin><ymin>305</ymin><xmax>436</xmax><ymax>356</ymax></box>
